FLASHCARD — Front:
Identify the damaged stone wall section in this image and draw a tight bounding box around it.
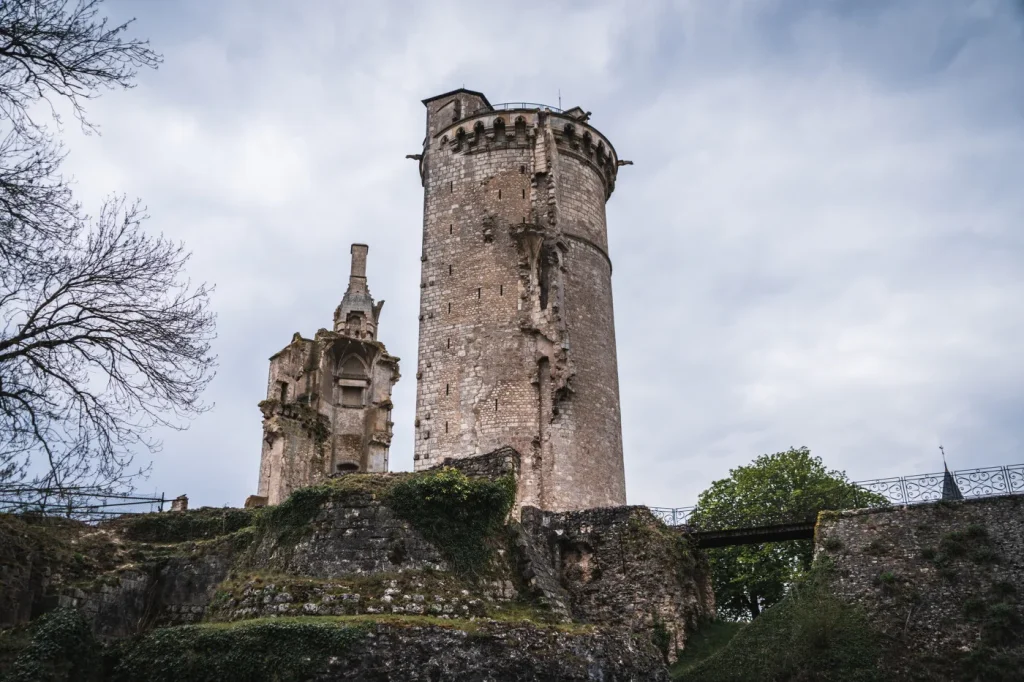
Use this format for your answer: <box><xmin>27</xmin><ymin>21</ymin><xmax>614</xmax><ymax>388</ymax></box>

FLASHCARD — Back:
<box><xmin>516</xmin><ymin>505</ymin><xmax>715</xmax><ymax>663</ymax></box>
<box><xmin>256</xmin><ymin>244</ymin><xmax>400</xmax><ymax>505</ymax></box>
<box><xmin>508</xmin><ymin>109</ymin><xmax>576</xmax><ymax>416</ymax></box>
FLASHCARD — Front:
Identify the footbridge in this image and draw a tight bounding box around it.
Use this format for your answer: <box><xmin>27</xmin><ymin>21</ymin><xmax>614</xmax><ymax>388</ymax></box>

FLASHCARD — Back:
<box><xmin>650</xmin><ymin>464</ymin><xmax>1024</xmax><ymax>548</ymax></box>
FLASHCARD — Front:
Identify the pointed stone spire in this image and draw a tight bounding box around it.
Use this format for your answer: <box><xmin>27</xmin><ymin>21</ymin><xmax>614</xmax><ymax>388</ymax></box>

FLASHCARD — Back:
<box><xmin>334</xmin><ymin>244</ymin><xmax>382</xmax><ymax>339</ymax></box>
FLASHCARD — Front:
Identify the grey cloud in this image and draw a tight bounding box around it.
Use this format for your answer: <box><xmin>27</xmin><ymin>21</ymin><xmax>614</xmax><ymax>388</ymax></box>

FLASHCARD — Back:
<box><xmin>46</xmin><ymin>0</ymin><xmax>1024</xmax><ymax>509</ymax></box>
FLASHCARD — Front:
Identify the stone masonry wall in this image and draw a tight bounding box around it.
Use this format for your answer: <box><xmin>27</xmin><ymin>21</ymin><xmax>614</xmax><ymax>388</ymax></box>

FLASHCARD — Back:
<box><xmin>414</xmin><ymin>89</ymin><xmax>625</xmax><ymax>513</ymax></box>
<box><xmin>517</xmin><ymin>505</ymin><xmax>715</xmax><ymax>663</ymax></box>
<box><xmin>815</xmin><ymin>495</ymin><xmax>1024</xmax><ymax>668</ymax></box>
<box><xmin>436</xmin><ymin>445</ymin><xmax>520</xmax><ymax>480</ymax></box>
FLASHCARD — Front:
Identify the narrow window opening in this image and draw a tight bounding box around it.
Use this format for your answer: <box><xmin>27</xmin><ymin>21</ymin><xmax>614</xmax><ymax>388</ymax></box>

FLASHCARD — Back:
<box><xmin>449</xmin><ymin>224</ymin><xmax>453</xmax><ymax>234</ymax></box>
<box><xmin>448</xmin><ymin>264</ymin><xmax>452</xmax><ymax>275</ymax></box>
<box><xmin>447</xmin><ymin>337</ymin><xmax>451</xmax><ymax>348</ymax></box>
<box><xmin>494</xmin><ymin>399</ymin><xmax>498</xmax><ymax>412</ymax></box>
<box><xmin>477</xmin><ymin>287</ymin><xmax>481</xmax><ymax>298</ymax></box>
<box><xmin>278</xmin><ymin>381</ymin><xmax>288</xmax><ymax>403</ymax></box>
<box><xmin>499</xmin><ymin>284</ymin><xmax>503</xmax><ymax>296</ymax></box>
<box><xmin>519</xmin><ymin>165</ymin><xmax>526</xmax><ymax>174</ymax></box>
<box><xmin>449</xmin><ymin>181</ymin><xmax>453</xmax><ymax>193</ymax></box>
<box><xmin>445</xmin><ymin>421</ymin><xmax>449</xmax><ymax>434</ymax></box>
<box><xmin>522</xmin><ymin>217</ymin><xmax>526</xmax><ymax>223</ymax></box>
<box><xmin>446</xmin><ymin>383</ymin><xmax>450</xmax><ymax>395</ymax></box>
<box><xmin>498</xmin><ymin>189</ymin><xmax>502</xmax><ymax>199</ymax></box>
<box><xmin>448</xmin><ymin>302</ymin><xmax>451</xmax><ymax>314</ymax></box>
<box><xmin>522</xmin><ymin>189</ymin><xmax>526</xmax><ymax>198</ymax></box>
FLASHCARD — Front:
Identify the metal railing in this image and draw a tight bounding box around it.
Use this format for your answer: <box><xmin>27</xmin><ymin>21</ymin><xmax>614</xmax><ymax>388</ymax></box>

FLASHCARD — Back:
<box><xmin>472</xmin><ymin>102</ymin><xmax>565</xmax><ymax>115</ymax></box>
<box><xmin>0</xmin><ymin>484</ymin><xmax>166</xmax><ymax>523</ymax></box>
<box><xmin>649</xmin><ymin>464</ymin><xmax>1024</xmax><ymax>529</ymax></box>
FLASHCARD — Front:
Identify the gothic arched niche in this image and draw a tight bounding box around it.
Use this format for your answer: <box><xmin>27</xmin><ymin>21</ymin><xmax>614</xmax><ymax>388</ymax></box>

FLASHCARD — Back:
<box><xmin>339</xmin><ymin>354</ymin><xmax>367</xmax><ymax>378</ymax></box>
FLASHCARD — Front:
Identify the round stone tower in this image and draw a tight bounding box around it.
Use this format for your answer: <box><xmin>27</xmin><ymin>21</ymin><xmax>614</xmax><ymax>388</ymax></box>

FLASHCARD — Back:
<box><xmin>413</xmin><ymin>88</ymin><xmax>625</xmax><ymax>511</ymax></box>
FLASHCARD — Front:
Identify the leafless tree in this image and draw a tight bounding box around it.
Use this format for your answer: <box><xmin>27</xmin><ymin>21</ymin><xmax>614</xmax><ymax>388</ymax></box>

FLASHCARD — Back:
<box><xmin>0</xmin><ymin>0</ymin><xmax>215</xmax><ymax>493</ymax></box>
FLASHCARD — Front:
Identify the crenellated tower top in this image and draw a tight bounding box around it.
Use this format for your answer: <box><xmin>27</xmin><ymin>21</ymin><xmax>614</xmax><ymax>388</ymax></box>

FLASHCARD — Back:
<box><xmin>419</xmin><ymin>89</ymin><xmax>621</xmax><ymax>199</ymax></box>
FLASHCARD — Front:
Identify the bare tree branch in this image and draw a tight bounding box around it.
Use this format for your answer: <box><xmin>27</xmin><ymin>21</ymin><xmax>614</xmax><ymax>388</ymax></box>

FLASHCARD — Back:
<box><xmin>0</xmin><ymin>1</ymin><xmax>212</xmax><ymax>493</ymax></box>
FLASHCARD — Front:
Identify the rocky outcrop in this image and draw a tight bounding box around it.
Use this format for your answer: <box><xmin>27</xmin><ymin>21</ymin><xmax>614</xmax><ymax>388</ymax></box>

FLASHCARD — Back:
<box><xmin>0</xmin><ymin>461</ymin><xmax>713</xmax><ymax>679</ymax></box>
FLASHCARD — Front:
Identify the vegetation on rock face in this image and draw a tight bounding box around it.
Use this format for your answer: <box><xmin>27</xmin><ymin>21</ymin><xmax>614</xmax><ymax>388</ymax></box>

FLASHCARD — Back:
<box><xmin>384</xmin><ymin>467</ymin><xmax>516</xmax><ymax>577</ymax></box>
<box><xmin>1</xmin><ymin>607</ymin><xmax>100</xmax><ymax>682</ymax></box>
<box><xmin>690</xmin><ymin>447</ymin><xmax>886</xmax><ymax>620</ymax></box>
<box><xmin>111</xmin><ymin>618</ymin><xmax>367</xmax><ymax>682</ymax></box>
<box><xmin>113</xmin><ymin>507</ymin><xmax>257</xmax><ymax>543</ymax></box>
<box><xmin>676</xmin><ymin>561</ymin><xmax>882</xmax><ymax>682</ymax></box>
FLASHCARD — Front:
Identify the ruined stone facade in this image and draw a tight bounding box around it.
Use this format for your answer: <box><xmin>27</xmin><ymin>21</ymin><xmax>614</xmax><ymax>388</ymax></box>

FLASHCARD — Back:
<box><xmin>256</xmin><ymin>244</ymin><xmax>400</xmax><ymax>505</ymax></box>
<box><xmin>413</xmin><ymin>89</ymin><xmax>627</xmax><ymax>512</ymax></box>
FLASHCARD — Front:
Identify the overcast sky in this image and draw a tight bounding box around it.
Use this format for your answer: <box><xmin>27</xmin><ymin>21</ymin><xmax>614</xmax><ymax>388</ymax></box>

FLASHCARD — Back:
<box><xmin>55</xmin><ymin>0</ymin><xmax>1024</xmax><ymax>509</ymax></box>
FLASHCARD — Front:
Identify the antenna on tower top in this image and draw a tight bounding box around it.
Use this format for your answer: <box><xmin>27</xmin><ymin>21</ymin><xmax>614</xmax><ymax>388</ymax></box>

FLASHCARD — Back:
<box><xmin>558</xmin><ymin>88</ymin><xmax>561</xmax><ymax>109</ymax></box>
<box><xmin>940</xmin><ymin>444</ymin><xmax>948</xmax><ymax>468</ymax></box>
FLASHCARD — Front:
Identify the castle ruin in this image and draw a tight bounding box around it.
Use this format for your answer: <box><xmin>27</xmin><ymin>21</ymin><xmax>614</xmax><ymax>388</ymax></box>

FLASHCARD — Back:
<box><xmin>413</xmin><ymin>89</ymin><xmax>627</xmax><ymax>511</ymax></box>
<box><xmin>253</xmin><ymin>89</ymin><xmax>628</xmax><ymax>513</ymax></box>
<box><xmin>255</xmin><ymin>244</ymin><xmax>400</xmax><ymax>505</ymax></box>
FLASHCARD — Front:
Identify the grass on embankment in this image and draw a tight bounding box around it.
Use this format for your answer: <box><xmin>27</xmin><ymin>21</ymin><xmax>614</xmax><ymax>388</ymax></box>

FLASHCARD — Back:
<box><xmin>673</xmin><ymin>565</ymin><xmax>882</xmax><ymax>682</ymax></box>
<box><xmin>669</xmin><ymin>620</ymin><xmax>744</xmax><ymax>679</ymax></box>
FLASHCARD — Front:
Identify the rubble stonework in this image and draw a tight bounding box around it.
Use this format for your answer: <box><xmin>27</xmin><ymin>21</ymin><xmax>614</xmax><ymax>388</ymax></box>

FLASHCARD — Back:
<box><xmin>814</xmin><ymin>495</ymin><xmax>1024</xmax><ymax>668</ymax></box>
<box><xmin>0</xmin><ymin>458</ymin><xmax>711</xmax><ymax>679</ymax></box>
<box><xmin>256</xmin><ymin>244</ymin><xmax>400</xmax><ymax>505</ymax></box>
<box><xmin>517</xmin><ymin>505</ymin><xmax>715</xmax><ymax>662</ymax></box>
<box><xmin>414</xmin><ymin>89</ymin><xmax>627</xmax><ymax>512</ymax></box>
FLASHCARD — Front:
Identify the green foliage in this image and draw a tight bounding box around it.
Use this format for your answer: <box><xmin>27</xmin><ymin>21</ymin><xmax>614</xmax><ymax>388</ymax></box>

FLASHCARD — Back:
<box><xmin>2</xmin><ymin>608</ymin><xmax>100</xmax><ymax>682</ymax></box>
<box><xmin>913</xmin><ymin>579</ymin><xmax>1024</xmax><ymax>681</ymax></box>
<box><xmin>863</xmin><ymin>539</ymin><xmax>889</xmax><ymax>556</ymax></box>
<box><xmin>821</xmin><ymin>536</ymin><xmax>844</xmax><ymax>552</ymax></box>
<box><xmin>931</xmin><ymin>524</ymin><xmax>1001</xmax><ymax>569</ymax></box>
<box><xmin>690</xmin><ymin>447</ymin><xmax>886</xmax><ymax>620</ymax></box>
<box><xmin>651</xmin><ymin>618</ymin><xmax>672</xmax><ymax>663</ymax></box>
<box><xmin>384</xmin><ymin>467</ymin><xmax>516</xmax><ymax>577</ymax></box>
<box><xmin>669</xmin><ymin>620</ymin><xmax>744</xmax><ymax>678</ymax></box>
<box><xmin>679</xmin><ymin>562</ymin><xmax>882</xmax><ymax>682</ymax></box>
<box><xmin>110</xmin><ymin>619</ymin><xmax>366</xmax><ymax>682</ymax></box>
<box><xmin>116</xmin><ymin>507</ymin><xmax>257</xmax><ymax>543</ymax></box>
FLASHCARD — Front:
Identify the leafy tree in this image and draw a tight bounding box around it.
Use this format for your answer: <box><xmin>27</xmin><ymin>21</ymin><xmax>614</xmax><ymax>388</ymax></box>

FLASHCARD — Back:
<box><xmin>0</xmin><ymin>0</ymin><xmax>215</xmax><ymax>493</ymax></box>
<box><xmin>690</xmin><ymin>447</ymin><xmax>884</xmax><ymax>620</ymax></box>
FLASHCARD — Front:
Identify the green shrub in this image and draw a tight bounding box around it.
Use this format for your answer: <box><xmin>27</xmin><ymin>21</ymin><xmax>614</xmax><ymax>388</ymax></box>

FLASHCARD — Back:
<box><xmin>863</xmin><ymin>539</ymin><xmax>888</xmax><ymax>556</ymax></box>
<box><xmin>117</xmin><ymin>508</ymin><xmax>257</xmax><ymax>543</ymax></box>
<box><xmin>962</xmin><ymin>598</ymin><xmax>988</xmax><ymax>619</ymax></box>
<box><xmin>384</xmin><ymin>467</ymin><xmax>516</xmax><ymax>577</ymax></box>
<box><xmin>970</xmin><ymin>546</ymin><xmax>1001</xmax><ymax>565</ymax></box>
<box><xmin>991</xmin><ymin>581</ymin><xmax>1017</xmax><ymax>601</ymax></box>
<box><xmin>822</xmin><ymin>537</ymin><xmax>844</xmax><ymax>552</ymax></box>
<box><xmin>2</xmin><ymin>608</ymin><xmax>100</xmax><ymax>682</ymax></box>
<box><xmin>651</xmin><ymin>618</ymin><xmax>672</xmax><ymax>663</ymax></box>
<box><xmin>111</xmin><ymin>619</ymin><xmax>366</xmax><ymax>682</ymax></box>
<box><xmin>981</xmin><ymin>603</ymin><xmax>1024</xmax><ymax>646</ymax></box>
<box><xmin>680</xmin><ymin>562</ymin><xmax>882</xmax><ymax>682</ymax></box>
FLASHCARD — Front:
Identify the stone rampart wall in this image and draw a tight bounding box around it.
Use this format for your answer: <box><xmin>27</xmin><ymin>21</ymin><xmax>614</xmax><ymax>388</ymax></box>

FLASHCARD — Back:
<box><xmin>815</xmin><ymin>495</ymin><xmax>1024</xmax><ymax>665</ymax></box>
